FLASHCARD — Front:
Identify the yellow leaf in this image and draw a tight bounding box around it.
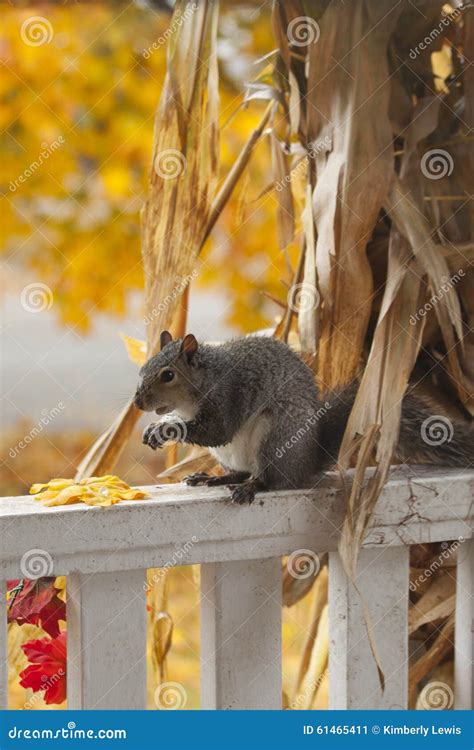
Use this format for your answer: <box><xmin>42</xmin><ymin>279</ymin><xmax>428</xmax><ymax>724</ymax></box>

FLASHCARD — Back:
<box><xmin>29</xmin><ymin>475</ymin><xmax>149</xmax><ymax>507</ymax></box>
<box><xmin>120</xmin><ymin>332</ymin><xmax>147</xmax><ymax>366</ymax></box>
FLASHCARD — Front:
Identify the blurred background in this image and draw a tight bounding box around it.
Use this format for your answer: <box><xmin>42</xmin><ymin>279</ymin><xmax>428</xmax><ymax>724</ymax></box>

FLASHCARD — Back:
<box><xmin>2</xmin><ymin>1</ymin><xmax>285</xmax><ymax>476</ymax></box>
<box><xmin>2</xmin><ymin>0</ymin><xmax>312</xmax><ymax>710</ymax></box>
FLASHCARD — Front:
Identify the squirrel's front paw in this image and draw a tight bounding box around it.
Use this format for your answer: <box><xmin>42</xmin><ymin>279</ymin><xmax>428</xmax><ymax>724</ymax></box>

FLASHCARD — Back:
<box><xmin>142</xmin><ymin>422</ymin><xmax>168</xmax><ymax>450</ymax></box>
<box><xmin>184</xmin><ymin>472</ymin><xmax>211</xmax><ymax>486</ymax></box>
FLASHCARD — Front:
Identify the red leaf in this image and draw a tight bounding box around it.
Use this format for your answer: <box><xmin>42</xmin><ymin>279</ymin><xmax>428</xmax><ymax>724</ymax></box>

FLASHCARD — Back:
<box><xmin>20</xmin><ymin>632</ymin><xmax>67</xmax><ymax>705</ymax></box>
<box><xmin>7</xmin><ymin>579</ymin><xmax>66</xmax><ymax>637</ymax></box>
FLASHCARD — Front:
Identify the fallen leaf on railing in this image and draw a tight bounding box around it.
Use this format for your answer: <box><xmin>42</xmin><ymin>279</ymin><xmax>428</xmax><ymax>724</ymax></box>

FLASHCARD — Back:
<box><xmin>29</xmin><ymin>475</ymin><xmax>149</xmax><ymax>507</ymax></box>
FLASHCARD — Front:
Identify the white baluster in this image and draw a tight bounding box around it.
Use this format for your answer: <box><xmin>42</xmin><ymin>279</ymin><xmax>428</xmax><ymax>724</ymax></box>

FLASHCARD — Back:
<box><xmin>67</xmin><ymin>570</ymin><xmax>146</xmax><ymax>709</ymax></box>
<box><xmin>0</xmin><ymin>580</ymin><xmax>6</xmax><ymax>709</ymax></box>
<box><xmin>200</xmin><ymin>557</ymin><xmax>282</xmax><ymax>709</ymax></box>
<box><xmin>328</xmin><ymin>546</ymin><xmax>409</xmax><ymax>709</ymax></box>
<box><xmin>455</xmin><ymin>537</ymin><xmax>473</xmax><ymax>709</ymax></box>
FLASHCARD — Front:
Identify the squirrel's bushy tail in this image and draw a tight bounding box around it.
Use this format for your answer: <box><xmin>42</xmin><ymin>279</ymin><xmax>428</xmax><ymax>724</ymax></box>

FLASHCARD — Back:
<box><xmin>396</xmin><ymin>391</ymin><xmax>473</xmax><ymax>469</ymax></box>
<box><xmin>320</xmin><ymin>384</ymin><xmax>473</xmax><ymax>469</ymax></box>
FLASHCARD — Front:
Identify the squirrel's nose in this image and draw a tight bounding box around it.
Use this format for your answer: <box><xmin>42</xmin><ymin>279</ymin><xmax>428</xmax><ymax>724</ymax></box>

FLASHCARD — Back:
<box><xmin>134</xmin><ymin>393</ymin><xmax>144</xmax><ymax>410</ymax></box>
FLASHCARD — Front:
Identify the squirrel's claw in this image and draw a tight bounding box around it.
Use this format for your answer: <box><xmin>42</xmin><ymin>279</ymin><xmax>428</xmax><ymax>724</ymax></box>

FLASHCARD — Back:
<box><xmin>229</xmin><ymin>481</ymin><xmax>256</xmax><ymax>506</ymax></box>
<box><xmin>142</xmin><ymin>423</ymin><xmax>167</xmax><ymax>450</ymax></box>
<box><xmin>184</xmin><ymin>472</ymin><xmax>212</xmax><ymax>486</ymax></box>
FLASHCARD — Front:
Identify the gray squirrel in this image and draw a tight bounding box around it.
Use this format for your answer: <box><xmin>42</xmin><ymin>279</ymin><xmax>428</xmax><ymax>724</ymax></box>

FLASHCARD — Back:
<box><xmin>134</xmin><ymin>331</ymin><xmax>473</xmax><ymax>504</ymax></box>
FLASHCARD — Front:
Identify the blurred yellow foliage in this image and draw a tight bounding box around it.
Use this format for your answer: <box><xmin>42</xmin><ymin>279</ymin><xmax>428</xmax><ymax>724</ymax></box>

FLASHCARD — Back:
<box><xmin>2</xmin><ymin>3</ymin><xmax>296</xmax><ymax>333</ymax></box>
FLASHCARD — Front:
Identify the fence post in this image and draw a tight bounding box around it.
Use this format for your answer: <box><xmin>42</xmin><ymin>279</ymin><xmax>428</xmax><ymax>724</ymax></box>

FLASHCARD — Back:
<box><xmin>0</xmin><ymin>581</ymin><xmax>6</xmax><ymax>709</ymax></box>
<box><xmin>328</xmin><ymin>545</ymin><xmax>409</xmax><ymax>709</ymax></box>
<box><xmin>200</xmin><ymin>557</ymin><xmax>282</xmax><ymax>709</ymax></box>
<box><xmin>67</xmin><ymin>570</ymin><xmax>146</xmax><ymax>709</ymax></box>
<box><xmin>455</xmin><ymin>537</ymin><xmax>473</xmax><ymax>709</ymax></box>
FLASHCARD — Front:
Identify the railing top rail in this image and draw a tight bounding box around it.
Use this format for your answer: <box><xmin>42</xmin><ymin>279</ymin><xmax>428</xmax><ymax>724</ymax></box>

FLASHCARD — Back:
<box><xmin>1</xmin><ymin>466</ymin><xmax>472</xmax><ymax>579</ymax></box>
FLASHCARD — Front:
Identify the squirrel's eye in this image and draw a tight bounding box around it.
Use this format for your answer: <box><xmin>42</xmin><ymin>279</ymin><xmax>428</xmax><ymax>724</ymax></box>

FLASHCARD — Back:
<box><xmin>160</xmin><ymin>369</ymin><xmax>175</xmax><ymax>383</ymax></box>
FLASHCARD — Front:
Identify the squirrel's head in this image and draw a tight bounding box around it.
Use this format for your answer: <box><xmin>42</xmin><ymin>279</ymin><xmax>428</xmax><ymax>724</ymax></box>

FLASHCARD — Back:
<box><xmin>133</xmin><ymin>331</ymin><xmax>200</xmax><ymax>417</ymax></box>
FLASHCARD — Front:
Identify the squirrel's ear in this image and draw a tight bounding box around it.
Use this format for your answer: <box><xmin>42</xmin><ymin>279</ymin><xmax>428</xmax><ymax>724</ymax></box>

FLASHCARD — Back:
<box><xmin>180</xmin><ymin>333</ymin><xmax>198</xmax><ymax>362</ymax></box>
<box><xmin>160</xmin><ymin>330</ymin><xmax>173</xmax><ymax>350</ymax></box>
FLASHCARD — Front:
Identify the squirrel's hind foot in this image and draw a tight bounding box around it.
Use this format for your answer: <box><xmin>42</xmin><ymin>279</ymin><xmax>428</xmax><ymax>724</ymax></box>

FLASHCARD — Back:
<box><xmin>185</xmin><ymin>471</ymin><xmax>251</xmax><ymax>488</ymax></box>
<box><xmin>229</xmin><ymin>478</ymin><xmax>260</xmax><ymax>505</ymax></box>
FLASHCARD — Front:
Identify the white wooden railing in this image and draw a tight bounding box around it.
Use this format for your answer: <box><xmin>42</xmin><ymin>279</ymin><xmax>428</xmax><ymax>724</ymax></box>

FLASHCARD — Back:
<box><xmin>1</xmin><ymin>466</ymin><xmax>473</xmax><ymax>711</ymax></box>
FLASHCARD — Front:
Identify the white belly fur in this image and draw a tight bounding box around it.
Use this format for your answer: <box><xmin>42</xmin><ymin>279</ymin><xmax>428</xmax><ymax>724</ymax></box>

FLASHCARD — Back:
<box><xmin>210</xmin><ymin>413</ymin><xmax>271</xmax><ymax>474</ymax></box>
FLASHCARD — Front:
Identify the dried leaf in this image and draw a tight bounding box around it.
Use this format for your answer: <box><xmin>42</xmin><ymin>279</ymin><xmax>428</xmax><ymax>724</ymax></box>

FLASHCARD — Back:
<box><xmin>304</xmin><ymin>1</ymin><xmax>402</xmax><ymax>388</ymax></box>
<box><xmin>271</xmin><ymin>131</ymin><xmax>295</xmax><ymax>249</ymax></box>
<box><xmin>120</xmin><ymin>333</ymin><xmax>147</xmax><ymax>367</ymax></box>
<box><xmin>30</xmin><ymin>475</ymin><xmax>149</xmax><ymax>507</ymax></box>
<box><xmin>409</xmin><ymin>573</ymin><xmax>456</xmax><ymax>634</ymax></box>
<box><xmin>409</xmin><ymin>614</ymin><xmax>455</xmax><ymax>704</ymax></box>
<box><xmin>141</xmin><ymin>0</ymin><xmax>220</xmax><ymax>357</ymax></box>
<box><xmin>339</xmin><ymin>232</ymin><xmax>426</xmax><ymax>576</ymax></box>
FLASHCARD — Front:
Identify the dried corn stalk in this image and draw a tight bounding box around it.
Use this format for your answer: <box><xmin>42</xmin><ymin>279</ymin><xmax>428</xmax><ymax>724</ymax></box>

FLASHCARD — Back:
<box><xmin>272</xmin><ymin>0</ymin><xmax>472</xmax><ymax>697</ymax></box>
<box><xmin>76</xmin><ymin>1</ymin><xmax>220</xmax><ymax>479</ymax></box>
